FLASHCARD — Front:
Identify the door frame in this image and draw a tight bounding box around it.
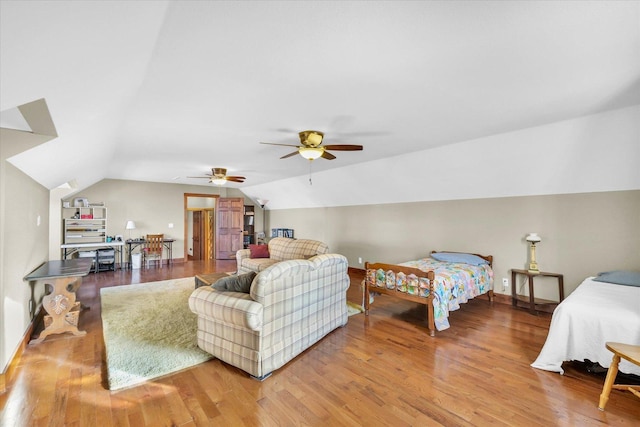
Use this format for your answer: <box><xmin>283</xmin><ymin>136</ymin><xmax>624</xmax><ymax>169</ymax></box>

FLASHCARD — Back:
<box><xmin>183</xmin><ymin>193</ymin><xmax>219</xmax><ymax>262</ymax></box>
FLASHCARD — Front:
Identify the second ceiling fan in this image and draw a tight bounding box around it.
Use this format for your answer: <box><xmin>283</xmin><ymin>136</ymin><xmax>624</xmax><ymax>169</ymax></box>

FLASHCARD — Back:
<box><xmin>188</xmin><ymin>168</ymin><xmax>245</xmax><ymax>186</ymax></box>
<box><xmin>261</xmin><ymin>130</ymin><xmax>363</xmax><ymax>160</ymax></box>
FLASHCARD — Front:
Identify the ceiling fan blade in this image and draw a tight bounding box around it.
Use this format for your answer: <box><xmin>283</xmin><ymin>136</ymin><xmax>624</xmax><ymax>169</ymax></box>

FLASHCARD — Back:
<box><xmin>187</xmin><ymin>176</ymin><xmax>212</xmax><ymax>179</ymax></box>
<box><xmin>322</xmin><ymin>144</ymin><xmax>363</xmax><ymax>151</ymax></box>
<box><xmin>226</xmin><ymin>177</ymin><xmax>245</xmax><ymax>183</ymax></box>
<box><xmin>321</xmin><ymin>151</ymin><xmax>336</xmax><ymax>160</ymax></box>
<box><xmin>260</xmin><ymin>142</ymin><xmax>299</xmax><ymax>148</ymax></box>
<box><xmin>226</xmin><ymin>175</ymin><xmax>246</xmax><ymax>180</ymax></box>
<box><xmin>280</xmin><ymin>151</ymin><xmax>300</xmax><ymax>159</ymax></box>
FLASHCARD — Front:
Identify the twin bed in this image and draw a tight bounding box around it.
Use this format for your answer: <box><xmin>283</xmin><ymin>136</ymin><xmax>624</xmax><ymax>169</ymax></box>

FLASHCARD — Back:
<box><xmin>364</xmin><ymin>251</ymin><xmax>494</xmax><ymax>336</ymax></box>
<box><xmin>531</xmin><ymin>272</ymin><xmax>640</xmax><ymax>376</ymax></box>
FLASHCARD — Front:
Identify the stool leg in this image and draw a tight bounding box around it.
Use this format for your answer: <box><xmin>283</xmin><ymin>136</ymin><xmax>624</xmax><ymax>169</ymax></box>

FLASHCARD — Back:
<box><xmin>598</xmin><ymin>353</ymin><xmax>620</xmax><ymax>410</ymax></box>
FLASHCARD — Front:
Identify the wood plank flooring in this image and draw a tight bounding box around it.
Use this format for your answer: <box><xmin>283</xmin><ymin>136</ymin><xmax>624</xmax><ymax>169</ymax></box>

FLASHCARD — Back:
<box><xmin>1</xmin><ymin>260</ymin><xmax>639</xmax><ymax>426</ymax></box>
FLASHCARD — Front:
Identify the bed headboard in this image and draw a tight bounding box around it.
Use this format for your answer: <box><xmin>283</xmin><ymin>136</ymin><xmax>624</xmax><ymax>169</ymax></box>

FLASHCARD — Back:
<box><xmin>431</xmin><ymin>250</ymin><xmax>493</xmax><ymax>267</ymax></box>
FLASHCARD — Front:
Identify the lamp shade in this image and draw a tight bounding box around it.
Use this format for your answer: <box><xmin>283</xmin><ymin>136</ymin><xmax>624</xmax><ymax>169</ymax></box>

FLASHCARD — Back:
<box><xmin>526</xmin><ymin>233</ymin><xmax>541</xmax><ymax>243</ymax></box>
<box><xmin>298</xmin><ymin>147</ymin><xmax>324</xmax><ymax>160</ymax></box>
<box><xmin>125</xmin><ymin>220</ymin><xmax>136</xmax><ymax>230</ymax></box>
<box><xmin>256</xmin><ymin>198</ymin><xmax>269</xmax><ymax>208</ymax></box>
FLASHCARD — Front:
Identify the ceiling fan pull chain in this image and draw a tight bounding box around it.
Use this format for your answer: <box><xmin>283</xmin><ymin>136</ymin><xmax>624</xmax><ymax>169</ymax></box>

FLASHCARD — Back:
<box><xmin>309</xmin><ymin>160</ymin><xmax>313</xmax><ymax>185</ymax></box>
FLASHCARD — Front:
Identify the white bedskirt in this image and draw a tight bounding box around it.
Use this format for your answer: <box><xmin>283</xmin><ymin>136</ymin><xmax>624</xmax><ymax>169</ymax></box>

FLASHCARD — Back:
<box><xmin>531</xmin><ymin>277</ymin><xmax>640</xmax><ymax>376</ymax></box>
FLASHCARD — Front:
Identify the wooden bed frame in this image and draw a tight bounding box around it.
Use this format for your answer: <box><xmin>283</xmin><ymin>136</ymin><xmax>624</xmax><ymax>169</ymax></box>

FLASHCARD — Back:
<box><xmin>364</xmin><ymin>251</ymin><xmax>494</xmax><ymax>337</ymax></box>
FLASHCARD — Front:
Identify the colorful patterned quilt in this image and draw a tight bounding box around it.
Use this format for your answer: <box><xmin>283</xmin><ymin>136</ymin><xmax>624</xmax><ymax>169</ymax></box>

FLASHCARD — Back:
<box><xmin>368</xmin><ymin>257</ymin><xmax>493</xmax><ymax>331</ymax></box>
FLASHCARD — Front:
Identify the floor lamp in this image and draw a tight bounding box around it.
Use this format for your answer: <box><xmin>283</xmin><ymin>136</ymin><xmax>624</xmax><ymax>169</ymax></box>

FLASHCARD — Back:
<box><xmin>256</xmin><ymin>199</ymin><xmax>269</xmax><ymax>243</ymax></box>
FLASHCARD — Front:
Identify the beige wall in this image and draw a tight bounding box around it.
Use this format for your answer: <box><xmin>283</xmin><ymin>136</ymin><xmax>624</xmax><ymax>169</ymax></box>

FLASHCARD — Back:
<box><xmin>61</xmin><ymin>179</ymin><xmax>262</xmax><ymax>261</ymax></box>
<box><xmin>269</xmin><ymin>190</ymin><xmax>640</xmax><ymax>298</ymax></box>
<box><xmin>1</xmin><ymin>129</ymin><xmax>51</xmax><ymax>372</ymax></box>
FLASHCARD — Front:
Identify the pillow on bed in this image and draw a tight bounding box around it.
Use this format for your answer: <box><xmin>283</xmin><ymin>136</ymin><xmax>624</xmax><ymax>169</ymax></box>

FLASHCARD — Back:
<box><xmin>431</xmin><ymin>252</ymin><xmax>489</xmax><ymax>266</ymax></box>
<box><xmin>593</xmin><ymin>270</ymin><xmax>640</xmax><ymax>287</ymax></box>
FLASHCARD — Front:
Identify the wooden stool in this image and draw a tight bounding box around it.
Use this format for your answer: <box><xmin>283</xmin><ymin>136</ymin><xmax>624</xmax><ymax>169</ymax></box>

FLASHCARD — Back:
<box><xmin>598</xmin><ymin>342</ymin><xmax>640</xmax><ymax>410</ymax></box>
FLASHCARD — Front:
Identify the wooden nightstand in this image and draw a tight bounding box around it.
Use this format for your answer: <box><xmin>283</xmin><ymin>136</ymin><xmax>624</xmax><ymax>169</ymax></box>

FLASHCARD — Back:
<box><xmin>511</xmin><ymin>269</ymin><xmax>564</xmax><ymax>314</ymax></box>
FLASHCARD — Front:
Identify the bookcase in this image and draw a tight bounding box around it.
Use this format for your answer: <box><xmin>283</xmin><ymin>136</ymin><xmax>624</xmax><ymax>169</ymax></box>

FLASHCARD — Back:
<box><xmin>62</xmin><ymin>206</ymin><xmax>108</xmax><ymax>244</ymax></box>
<box><xmin>243</xmin><ymin>205</ymin><xmax>255</xmax><ymax>248</ymax></box>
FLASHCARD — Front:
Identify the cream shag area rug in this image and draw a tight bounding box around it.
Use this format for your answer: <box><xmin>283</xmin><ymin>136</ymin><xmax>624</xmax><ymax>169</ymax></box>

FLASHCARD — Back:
<box><xmin>101</xmin><ymin>277</ymin><xmax>212</xmax><ymax>391</ymax></box>
<box><xmin>347</xmin><ymin>301</ymin><xmax>364</xmax><ymax>316</ymax></box>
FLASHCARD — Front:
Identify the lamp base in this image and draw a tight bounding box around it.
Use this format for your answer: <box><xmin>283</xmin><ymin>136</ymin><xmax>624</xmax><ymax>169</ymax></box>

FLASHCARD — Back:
<box><xmin>528</xmin><ymin>262</ymin><xmax>540</xmax><ymax>274</ymax></box>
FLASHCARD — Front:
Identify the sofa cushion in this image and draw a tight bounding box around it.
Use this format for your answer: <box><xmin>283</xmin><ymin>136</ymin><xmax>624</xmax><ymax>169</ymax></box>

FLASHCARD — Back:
<box><xmin>281</xmin><ymin>239</ymin><xmax>329</xmax><ymax>260</ymax></box>
<box><xmin>266</xmin><ymin>237</ymin><xmax>292</xmax><ymax>261</ymax></box>
<box><xmin>249</xmin><ymin>244</ymin><xmax>269</xmax><ymax>258</ymax></box>
<box><xmin>212</xmin><ymin>271</ymin><xmax>257</xmax><ymax>293</ymax></box>
<box><xmin>242</xmin><ymin>257</ymin><xmax>278</xmax><ymax>273</ymax></box>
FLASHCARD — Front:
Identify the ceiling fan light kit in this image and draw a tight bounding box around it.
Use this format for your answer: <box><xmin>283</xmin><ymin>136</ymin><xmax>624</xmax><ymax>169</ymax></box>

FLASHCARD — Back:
<box><xmin>299</xmin><ymin>147</ymin><xmax>324</xmax><ymax>160</ymax></box>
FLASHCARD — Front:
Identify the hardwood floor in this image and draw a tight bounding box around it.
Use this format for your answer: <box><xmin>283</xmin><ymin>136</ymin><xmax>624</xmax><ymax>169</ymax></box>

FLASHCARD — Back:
<box><xmin>2</xmin><ymin>261</ymin><xmax>639</xmax><ymax>426</ymax></box>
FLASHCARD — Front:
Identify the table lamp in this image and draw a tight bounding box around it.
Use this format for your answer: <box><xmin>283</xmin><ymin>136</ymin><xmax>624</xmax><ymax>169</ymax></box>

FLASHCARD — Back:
<box><xmin>125</xmin><ymin>220</ymin><xmax>136</xmax><ymax>241</ymax></box>
<box><xmin>526</xmin><ymin>233</ymin><xmax>541</xmax><ymax>274</ymax></box>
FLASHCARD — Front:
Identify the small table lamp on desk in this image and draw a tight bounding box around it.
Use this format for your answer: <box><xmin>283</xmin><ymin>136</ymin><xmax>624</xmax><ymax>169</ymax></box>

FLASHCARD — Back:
<box><xmin>126</xmin><ymin>220</ymin><xmax>136</xmax><ymax>241</ymax></box>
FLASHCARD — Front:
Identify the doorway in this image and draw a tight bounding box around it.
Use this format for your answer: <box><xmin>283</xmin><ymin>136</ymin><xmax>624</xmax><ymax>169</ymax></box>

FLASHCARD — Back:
<box><xmin>184</xmin><ymin>193</ymin><xmax>218</xmax><ymax>261</ymax></box>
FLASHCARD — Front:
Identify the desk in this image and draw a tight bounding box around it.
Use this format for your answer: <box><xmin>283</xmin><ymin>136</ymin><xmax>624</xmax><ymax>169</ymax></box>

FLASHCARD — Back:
<box><xmin>24</xmin><ymin>259</ymin><xmax>93</xmax><ymax>343</ymax></box>
<box><xmin>511</xmin><ymin>269</ymin><xmax>564</xmax><ymax>314</ymax></box>
<box><xmin>126</xmin><ymin>238</ymin><xmax>174</xmax><ymax>269</ymax></box>
<box><xmin>61</xmin><ymin>241</ymin><xmax>125</xmax><ymax>271</ymax></box>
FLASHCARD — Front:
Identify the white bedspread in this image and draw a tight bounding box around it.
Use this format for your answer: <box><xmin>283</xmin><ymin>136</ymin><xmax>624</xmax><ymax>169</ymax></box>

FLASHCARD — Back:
<box><xmin>531</xmin><ymin>277</ymin><xmax>640</xmax><ymax>376</ymax></box>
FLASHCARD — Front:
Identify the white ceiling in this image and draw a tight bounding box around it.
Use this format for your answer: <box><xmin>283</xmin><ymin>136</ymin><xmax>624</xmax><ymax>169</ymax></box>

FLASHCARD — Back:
<box><xmin>1</xmin><ymin>1</ymin><xmax>639</xmax><ymax>208</ymax></box>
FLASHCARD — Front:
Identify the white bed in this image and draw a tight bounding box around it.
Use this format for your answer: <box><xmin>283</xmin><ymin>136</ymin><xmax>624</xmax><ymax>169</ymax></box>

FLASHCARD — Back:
<box><xmin>531</xmin><ymin>276</ymin><xmax>640</xmax><ymax>376</ymax></box>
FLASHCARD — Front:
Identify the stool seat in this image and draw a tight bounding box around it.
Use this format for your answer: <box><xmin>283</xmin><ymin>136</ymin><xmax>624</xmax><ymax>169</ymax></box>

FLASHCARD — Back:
<box><xmin>598</xmin><ymin>342</ymin><xmax>640</xmax><ymax>410</ymax></box>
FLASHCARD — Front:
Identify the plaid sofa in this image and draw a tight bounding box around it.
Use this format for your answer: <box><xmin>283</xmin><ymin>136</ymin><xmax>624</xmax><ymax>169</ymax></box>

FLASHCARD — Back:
<box><xmin>188</xmin><ymin>253</ymin><xmax>349</xmax><ymax>380</ymax></box>
<box><xmin>236</xmin><ymin>237</ymin><xmax>329</xmax><ymax>274</ymax></box>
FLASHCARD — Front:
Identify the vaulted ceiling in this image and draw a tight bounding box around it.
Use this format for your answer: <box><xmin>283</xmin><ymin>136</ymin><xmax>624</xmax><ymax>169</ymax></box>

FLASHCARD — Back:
<box><xmin>1</xmin><ymin>1</ymin><xmax>639</xmax><ymax>209</ymax></box>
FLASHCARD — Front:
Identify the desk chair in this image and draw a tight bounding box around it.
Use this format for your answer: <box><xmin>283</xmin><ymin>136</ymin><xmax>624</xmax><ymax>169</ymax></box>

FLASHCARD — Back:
<box><xmin>598</xmin><ymin>342</ymin><xmax>640</xmax><ymax>410</ymax></box>
<box><xmin>143</xmin><ymin>234</ymin><xmax>164</xmax><ymax>268</ymax></box>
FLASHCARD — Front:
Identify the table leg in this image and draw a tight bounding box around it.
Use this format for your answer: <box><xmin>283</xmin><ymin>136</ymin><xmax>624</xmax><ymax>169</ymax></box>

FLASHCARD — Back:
<box><xmin>511</xmin><ymin>270</ymin><xmax>517</xmax><ymax>307</ymax></box>
<box><xmin>127</xmin><ymin>242</ymin><xmax>132</xmax><ymax>270</ymax></box>
<box><xmin>30</xmin><ymin>276</ymin><xmax>86</xmax><ymax>344</ymax></box>
<box><xmin>528</xmin><ymin>275</ymin><xmax>536</xmax><ymax>314</ymax></box>
<box><xmin>598</xmin><ymin>353</ymin><xmax>620</xmax><ymax>410</ymax></box>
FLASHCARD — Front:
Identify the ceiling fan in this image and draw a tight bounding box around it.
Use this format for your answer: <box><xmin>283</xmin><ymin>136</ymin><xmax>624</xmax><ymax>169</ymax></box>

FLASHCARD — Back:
<box><xmin>260</xmin><ymin>130</ymin><xmax>363</xmax><ymax>160</ymax></box>
<box><xmin>188</xmin><ymin>168</ymin><xmax>245</xmax><ymax>186</ymax></box>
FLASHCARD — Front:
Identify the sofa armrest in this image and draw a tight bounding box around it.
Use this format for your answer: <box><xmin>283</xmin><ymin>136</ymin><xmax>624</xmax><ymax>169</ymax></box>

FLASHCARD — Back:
<box><xmin>236</xmin><ymin>248</ymin><xmax>251</xmax><ymax>271</ymax></box>
<box><xmin>189</xmin><ymin>287</ymin><xmax>263</xmax><ymax>331</ymax></box>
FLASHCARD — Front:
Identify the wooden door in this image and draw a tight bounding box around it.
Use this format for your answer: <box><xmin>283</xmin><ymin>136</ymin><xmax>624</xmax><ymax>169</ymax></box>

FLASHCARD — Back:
<box><xmin>215</xmin><ymin>198</ymin><xmax>244</xmax><ymax>259</ymax></box>
<box><xmin>193</xmin><ymin>211</ymin><xmax>203</xmax><ymax>260</ymax></box>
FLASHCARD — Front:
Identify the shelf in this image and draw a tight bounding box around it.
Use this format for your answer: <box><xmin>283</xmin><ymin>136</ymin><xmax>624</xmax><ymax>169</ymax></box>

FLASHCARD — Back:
<box><xmin>62</xmin><ymin>205</ymin><xmax>108</xmax><ymax>245</ymax></box>
<box><xmin>243</xmin><ymin>205</ymin><xmax>255</xmax><ymax>248</ymax></box>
